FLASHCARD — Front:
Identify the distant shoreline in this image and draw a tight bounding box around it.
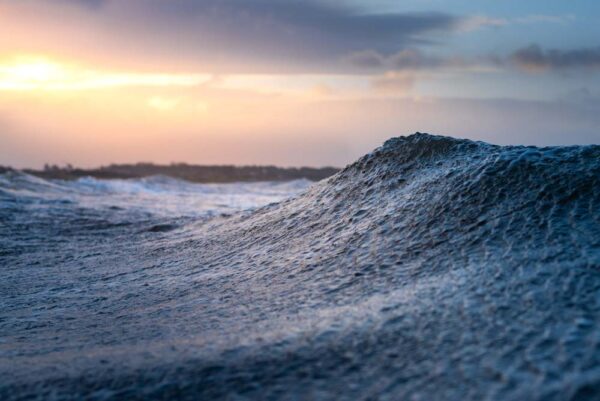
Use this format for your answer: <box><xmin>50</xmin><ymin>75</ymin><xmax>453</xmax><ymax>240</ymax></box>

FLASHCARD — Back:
<box><xmin>0</xmin><ymin>163</ymin><xmax>339</xmax><ymax>183</ymax></box>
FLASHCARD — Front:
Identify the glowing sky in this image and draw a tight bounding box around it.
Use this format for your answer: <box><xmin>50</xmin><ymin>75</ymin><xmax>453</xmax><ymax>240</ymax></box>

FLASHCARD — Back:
<box><xmin>1</xmin><ymin>0</ymin><xmax>599</xmax><ymax>168</ymax></box>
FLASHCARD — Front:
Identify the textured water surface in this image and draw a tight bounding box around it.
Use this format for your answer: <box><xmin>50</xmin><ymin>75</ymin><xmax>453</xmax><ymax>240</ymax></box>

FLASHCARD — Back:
<box><xmin>1</xmin><ymin>133</ymin><xmax>600</xmax><ymax>400</ymax></box>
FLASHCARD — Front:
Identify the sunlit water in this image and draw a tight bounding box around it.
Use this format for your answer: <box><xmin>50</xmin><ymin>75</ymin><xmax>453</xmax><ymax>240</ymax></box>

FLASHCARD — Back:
<box><xmin>1</xmin><ymin>134</ymin><xmax>600</xmax><ymax>401</ymax></box>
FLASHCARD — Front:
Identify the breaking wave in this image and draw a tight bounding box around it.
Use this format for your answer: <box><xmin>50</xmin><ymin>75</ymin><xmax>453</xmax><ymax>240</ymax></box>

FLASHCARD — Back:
<box><xmin>1</xmin><ymin>133</ymin><xmax>600</xmax><ymax>400</ymax></box>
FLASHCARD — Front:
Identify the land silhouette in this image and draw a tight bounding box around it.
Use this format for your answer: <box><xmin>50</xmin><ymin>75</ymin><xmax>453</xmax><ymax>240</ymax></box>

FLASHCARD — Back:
<box><xmin>0</xmin><ymin>163</ymin><xmax>339</xmax><ymax>183</ymax></box>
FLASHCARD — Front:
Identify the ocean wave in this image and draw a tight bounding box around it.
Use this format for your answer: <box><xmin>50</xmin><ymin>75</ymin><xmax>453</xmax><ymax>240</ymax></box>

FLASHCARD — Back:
<box><xmin>1</xmin><ymin>133</ymin><xmax>599</xmax><ymax>400</ymax></box>
<box><xmin>0</xmin><ymin>172</ymin><xmax>313</xmax><ymax>220</ymax></box>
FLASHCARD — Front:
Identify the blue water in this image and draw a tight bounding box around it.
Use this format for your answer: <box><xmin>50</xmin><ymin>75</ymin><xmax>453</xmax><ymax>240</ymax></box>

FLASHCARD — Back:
<box><xmin>1</xmin><ymin>133</ymin><xmax>599</xmax><ymax>400</ymax></box>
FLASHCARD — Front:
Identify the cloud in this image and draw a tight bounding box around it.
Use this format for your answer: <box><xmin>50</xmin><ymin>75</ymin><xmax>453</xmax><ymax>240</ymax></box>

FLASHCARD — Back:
<box><xmin>346</xmin><ymin>48</ymin><xmax>476</xmax><ymax>74</ymax></box>
<box><xmin>344</xmin><ymin>51</ymin><xmax>387</xmax><ymax>69</ymax></box>
<box><xmin>136</xmin><ymin>1</ymin><xmax>461</xmax><ymax>69</ymax></box>
<box><xmin>0</xmin><ymin>0</ymin><xmax>463</xmax><ymax>74</ymax></box>
<box><xmin>51</xmin><ymin>0</ymin><xmax>107</xmax><ymax>8</ymax></box>
<box><xmin>460</xmin><ymin>15</ymin><xmax>508</xmax><ymax>31</ymax></box>
<box><xmin>514</xmin><ymin>14</ymin><xmax>575</xmax><ymax>25</ymax></box>
<box><xmin>511</xmin><ymin>44</ymin><xmax>600</xmax><ymax>72</ymax></box>
<box><xmin>346</xmin><ymin>48</ymin><xmax>441</xmax><ymax>70</ymax></box>
<box><xmin>351</xmin><ymin>43</ymin><xmax>600</xmax><ymax>76</ymax></box>
<box><xmin>460</xmin><ymin>14</ymin><xmax>575</xmax><ymax>32</ymax></box>
<box><xmin>389</xmin><ymin>49</ymin><xmax>446</xmax><ymax>70</ymax></box>
<box><xmin>371</xmin><ymin>71</ymin><xmax>416</xmax><ymax>93</ymax></box>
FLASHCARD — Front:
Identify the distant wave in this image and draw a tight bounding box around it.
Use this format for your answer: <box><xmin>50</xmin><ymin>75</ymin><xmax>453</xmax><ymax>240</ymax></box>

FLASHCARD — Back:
<box><xmin>0</xmin><ymin>171</ymin><xmax>313</xmax><ymax>197</ymax></box>
<box><xmin>0</xmin><ymin>172</ymin><xmax>313</xmax><ymax>219</ymax></box>
<box><xmin>1</xmin><ymin>133</ymin><xmax>599</xmax><ymax>400</ymax></box>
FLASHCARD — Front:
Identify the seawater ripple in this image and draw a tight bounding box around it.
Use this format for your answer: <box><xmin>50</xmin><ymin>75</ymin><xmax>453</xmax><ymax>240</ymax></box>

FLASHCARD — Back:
<box><xmin>1</xmin><ymin>133</ymin><xmax>599</xmax><ymax>400</ymax></box>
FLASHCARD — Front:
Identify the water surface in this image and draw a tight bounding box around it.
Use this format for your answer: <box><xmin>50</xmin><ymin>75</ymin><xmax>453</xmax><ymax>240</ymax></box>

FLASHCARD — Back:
<box><xmin>1</xmin><ymin>134</ymin><xmax>599</xmax><ymax>400</ymax></box>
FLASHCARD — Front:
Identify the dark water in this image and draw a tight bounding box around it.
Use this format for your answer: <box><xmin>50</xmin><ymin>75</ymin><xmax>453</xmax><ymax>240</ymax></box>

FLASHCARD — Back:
<box><xmin>1</xmin><ymin>133</ymin><xmax>600</xmax><ymax>400</ymax></box>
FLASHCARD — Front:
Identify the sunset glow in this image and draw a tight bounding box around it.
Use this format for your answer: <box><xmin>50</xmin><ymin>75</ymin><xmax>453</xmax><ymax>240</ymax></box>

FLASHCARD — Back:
<box><xmin>0</xmin><ymin>0</ymin><xmax>598</xmax><ymax>169</ymax></box>
<box><xmin>0</xmin><ymin>55</ymin><xmax>212</xmax><ymax>91</ymax></box>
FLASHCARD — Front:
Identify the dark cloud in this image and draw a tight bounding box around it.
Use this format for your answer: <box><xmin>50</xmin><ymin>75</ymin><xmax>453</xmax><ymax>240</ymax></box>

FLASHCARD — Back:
<box><xmin>143</xmin><ymin>0</ymin><xmax>458</xmax><ymax>42</ymax></box>
<box><xmin>141</xmin><ymin>1</ymin><xmax>460</xmax><ymax>68</ymax></box>
<box><xmin>4</xmin><ymin>0</ymin><xmax>461</xmax><ymax>73</ymax></box>
<box><xmin>511</xmin><ymin>44</ymin><xmax>600</xmax><ymax>72</ymax></box>
<box><xmin>344</xmin><ymin>51</ymin><xmax>387</xmax><ymax>69</ymax></box>
<box><xmin>349</xmin><ymin>43</ymin><xmax>600</xmax><ymax>76</ymax></box>
<box><xmin>350</xmin><ymin>43</ymin><xmax>600</xmax><ymax>76</ymax></box>
<box><xmin>389</xmin><ymin>49</ymin><xmax>445</xmax><ymax>69</ymax></box>
<box><xmin>346</xmin><ymin>48</ymin><xmax>462</xmax><ymax>72</ymax></box>
<box><xmin>54</xmin><ymin>0</ymin><xmax>107</xmax><ymax>8</ymax></box>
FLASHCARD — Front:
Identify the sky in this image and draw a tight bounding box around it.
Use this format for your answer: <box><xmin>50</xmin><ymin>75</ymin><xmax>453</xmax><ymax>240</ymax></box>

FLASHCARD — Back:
<box><xmin>1</xmin><ymin>0</ymin><xmax>600</xmax><ymax>168</ymax></box>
